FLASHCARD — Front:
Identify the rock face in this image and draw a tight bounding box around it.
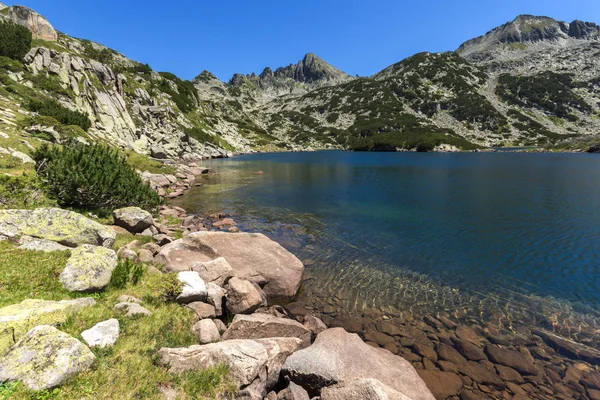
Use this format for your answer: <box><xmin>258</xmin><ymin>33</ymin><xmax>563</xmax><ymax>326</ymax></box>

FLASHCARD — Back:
<box><xmin>282</xmin><ymin>328</ymin><xmax>435</xmax><ymax>399</ymax></box>
<box><xmin>225</xmin><ymin>277</ymin><xmax>267</xmax><ymax>314</ymax></box>
<box><xmin>0</xmin><ymin>208</ymin><xmax>116</xmax><ymax>248</ymax></box>
<box><xmin>222</xmin><ymin>313</ymin><xmax>312</xmax><ymax>349</ymax></box>
<box><xmin>0</xmin><ymin>298</ymin><xmax>95</xmax><ymax>354</ymax></box>
<box><xmin>159</xmin><ymin>337</ymin><xmax>303</xmax><ymax>397</ymax></box>
<box><xmin>156</xmin><ymin>232</ymin><xmax>304</xmax><ymax>300</ymax></box>
<box><xmin>320</xmin><ymin>379</ymin><xmax>413</xmax><ymax>400</ymax></box>
<box><xmin>0</xmin><ymin>325</ymin><xmax>95</xmax><ymax>390</ymax></box>
<box><xmin>113</xmin><ymin>207</ymin><xmax>153</xmax><ymax>234</ymax></box>
<box><xmin>3</xmin><ymin>5</ymin><xmax>58</xmax><ymax>41</ymax></box>
<box><xmin>60</xmin><ymin>245</ymin><xmax>118</xmax><ymax>292</ymax></box>
<box><xmin>81</xmin><ymin>319</ymin><xmax>120</xmax><ymax>348</ymax></box>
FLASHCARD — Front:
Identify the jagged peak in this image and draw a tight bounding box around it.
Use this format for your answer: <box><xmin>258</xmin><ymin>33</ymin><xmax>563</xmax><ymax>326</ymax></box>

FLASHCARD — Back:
<box><xmin>193</xmin><ymin>70</ymin><xmax>220</xmax><ymax>84</ymax></box>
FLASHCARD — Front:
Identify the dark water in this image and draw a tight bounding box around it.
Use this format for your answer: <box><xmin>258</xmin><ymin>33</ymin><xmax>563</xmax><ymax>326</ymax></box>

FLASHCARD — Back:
<box><xmin>175</xmin><ymin>151</ymin><xmax>600</xmax><ymax>342</ymax></box>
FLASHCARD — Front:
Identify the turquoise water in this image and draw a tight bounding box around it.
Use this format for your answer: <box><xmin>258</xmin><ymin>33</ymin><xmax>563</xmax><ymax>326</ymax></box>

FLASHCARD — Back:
<box><xmin>175</xmin><ymin>151</ymin><xmax>600</xmax><ymax>340</ymax></box>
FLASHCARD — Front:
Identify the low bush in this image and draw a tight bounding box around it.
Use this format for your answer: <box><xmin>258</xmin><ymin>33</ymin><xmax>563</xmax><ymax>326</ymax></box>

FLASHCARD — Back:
<box><xmin>0</xmin><ymin>174</ymin><xmax>56</xmax><ymax>209</ymax></box>
<box><xmin>110</xmin><ymin>258</ymin><xmax>146</xmax><ymax>289</ymax></box>
<box><xmin>33</xmin><ymin>143</ymin><xmax>163</xmax><ymax>211</ymax></box>
<box><xmin>25</xmin><ymin>98</ymin><xmax>91</xmax><ymax>131</ymax></box>
<box><xmin>0</xmin><ymin>21</ymin><xmax>32</xmax><ymax>60</ymax></box>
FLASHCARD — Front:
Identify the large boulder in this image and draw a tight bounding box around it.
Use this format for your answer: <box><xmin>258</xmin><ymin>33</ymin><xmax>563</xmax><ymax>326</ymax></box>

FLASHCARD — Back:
<box><xmin>225</xmin><ymin>277</ymin><xmax>267</xmax><ymax>315</ymax></box>
<box><xmin>0</xmin><ymin>325</ymin><xmax>95</xmax><ymax>390</ymax></box>
<box><xmin>0</xmin><ymin>298</ymin><xmax>95</xmax><ymax>354</ymax></box>
<box><xmin>282</xmin><ymin>328</ymin><xmax>435</xmax><ymax>399</ymax></box>
<box><xmin>60</xmin><ymin>245</ymin><xmax>118</xmax><ymax>292</ymax></box>
<box><xmin>222</xmin><ymin>313</ymin><xmax>312</xmax><ymax>349</ymax></box>
<box><xmin>192</xmin><ymin>319</ymin><xmax>220</xmax><ymax>344</ymax></box>
<box><xmin>320</xmin><ymin>379</ymin><xmax>413</xmax><ymax>400</ymax></box>
<box><xmin>113</xmin><ymin>207</ymin><xmax>154</xmax><ymax>234</ymax></box>
<box><xmin>0</xmin><ymin>208</ymin><xmax>115</xmax><ymax>248</ymax></box>
<box><xmin>81</xmin><ymin>319</ymin><xmax>120</xmax><ymax>348</ymax></box>
<box><xmin>155</xmin><ymin>232</ymin><xmax>304</xmax><ymax>299</ymax></box>
<box><xmin>192</xmin><ymin>257</ymin><xmax>234</xmax><ymax>287</ymax></box>
<box><xmin>4</xmin><ymin>5</ymin><xmax>58</xmax><ymax>41</ymax></box>
<box><xmin>159</xmin><ymin>337</ymin><xmax>302</xmax><ymax>399</ymax></box>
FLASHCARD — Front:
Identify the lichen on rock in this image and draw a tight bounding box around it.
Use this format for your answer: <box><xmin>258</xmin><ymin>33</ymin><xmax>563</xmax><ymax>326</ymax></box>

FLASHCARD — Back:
<box><xmin>60</xmin><ymin>245</ymin><xmax>118</xmax><ymax>292</ymax></box>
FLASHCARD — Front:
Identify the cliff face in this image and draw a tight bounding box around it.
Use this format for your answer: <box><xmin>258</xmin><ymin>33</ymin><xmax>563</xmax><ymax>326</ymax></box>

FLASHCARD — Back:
<box><xmin>1</xmin><ymin>5</ymin><xmax>57</xmax><ymax>41</ymax></box>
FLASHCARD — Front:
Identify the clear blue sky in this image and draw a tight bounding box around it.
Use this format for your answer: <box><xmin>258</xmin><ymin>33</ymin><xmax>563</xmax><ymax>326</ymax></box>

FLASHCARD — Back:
<box><xmin>7</xmin><ymin>0</ymin><xmax>600</xmax><ymax>82</ymax></box>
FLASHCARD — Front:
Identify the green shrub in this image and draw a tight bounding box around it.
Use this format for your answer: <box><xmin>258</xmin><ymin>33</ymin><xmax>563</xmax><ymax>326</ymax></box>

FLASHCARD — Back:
<box><xmin>152</xmin><ymin>72</ymin><xmax>198</xmax><ymax>113</ymax></box>
<box><xmin>0</xmin><ymin>21</ymin><xmax>32</xmax><ymax>60</ymax></box>
<box><xmin>144</xmin><ymin>272</ymin><xmax>182</xmax><ymax>303</ymax></box>
<box><xmin>0</xmin><ymin>174</ymin><xmax>56</xmax><ymax>209</ymax></box>
<box><xmin>33</xmin><ymin>143</ymin><xmax>163</xmax><ymax>211</ymax></box>
<box><xmin>110</xmin><ymin>258</ymin><xmax>146</xmax><ymax>289</ymax></box>
<box><xmin>25</xmin><ymin>98</ymin><xmax>91</xmax><ymax>130</ymax></box>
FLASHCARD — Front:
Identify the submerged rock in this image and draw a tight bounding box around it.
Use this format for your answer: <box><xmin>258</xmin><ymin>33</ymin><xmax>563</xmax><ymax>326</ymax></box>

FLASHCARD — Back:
<box><xmin>0</xmin><ymin>298</ymin><xmax>95</xmax><ymax>354</ymax></box>
<box><xmin>0</xmin><ymin>208</ymin><xmax>115</xmax><ymax>248</ymax></box>
<box><xmin>60</xmin><ymin>245</ymin><xmax>118</xmax><ymax>292</ymax></box>
<box><xmin>155</xmin><ymin>232</ymin><xmax>304</xmax><ymax>300</ymax></box>
<box><xmin>113</xmin><ymin>207</ymin><xmax>154</xmax><ymax>234</ymax></box>
<box><xmin>282</xmin><ymin>328</ymin><xmax>435</xmax><ymax>399</ymax></box>
<box><xmin>0</xmin><ymin>325</ymin><xmax>95</xmax><ymax>390</ymax></box>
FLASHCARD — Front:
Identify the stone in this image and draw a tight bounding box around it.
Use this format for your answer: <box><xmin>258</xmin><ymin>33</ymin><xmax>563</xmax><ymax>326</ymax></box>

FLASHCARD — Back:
<box><xmin>113</xmin><ymin>207</ymin><xmax>153</xmax><ymax>234</ymax></box>
<box><xmin>159</xmin><ymin>337</ymin><xmax>302</xmax><ymax>397</ymax></box>
<box><xmin>153</xmin><ymin>234</ymin><xmax>172</xmax><ymax>246</ymax></box>
<box><xmin>277</xmin><ymin>382</ymin><xmax>310</xmax><ymax>400</ymax></box>
<box><xmin>0</xmin><ymin>298</ymin><xmax>95</xmax><ymax>355</ymax></box>
<box><xmin>17</xmin><ymin>236</ymin><xmax>71</xmax><ymax>252</ymax></box>
<box><xmin>452</xmin><ymin>337</ymin><xmax>487</xmax><ymax>361</ymax></box>
<box><xmin>81</xmin><ymin>319</ymin><xmax>120</xmax><ymax>348</ymax></box>
<box><xmin>206</xmin><ymin>283</ymin><xmax>226</xmax><ymax>316</ymax></box>
<box><xmin>455</xmin><ymin>325</ymin><xmax>484</xmax><ymax>344</ymax></box>
<box><xmin>320</xmin><ymin>379</ymin><xmax>413</xmax><ymax>400</ymax></box>
<box><xmin>495</xmin><ymin>365</ymin><xmax>525</xmax><ymax>383</ymax></box>
<box><xmin>118</xmin><ymin>247</ymin><xmax>138</xmax><ymax>260</ymax></box>
<box><xmin>485</xmin><ymin>344</ymin><xmax>538</xmax><ymax>375</ymax></box>
<box><xmin>10</xmin><ymin>150</ymin><xmax>34</xmax><ymax>164</ymax></box>
<box><xmin>282</xmin><ymin>328</ymin><xmax>435</xmax><ymax>399</ymax></box>
<box><xmin>0</xmin><ymin>325</ymin><xmax>95</xmax><ymax>390</ymax></box>
<box><xmin>138</xmin><ymin>248</ymin><xmax>154</xmax><ymax>263</ymax></box>
<box><xmin>117</xmin><ymin>295</ymin><xmax>142</xmax><ymax>304</ymax></box>
<box><xmin>214</xmin><ymin>319</ymin><xmax>227</xmax><ymax>334</ymax></box>
<box><xmin>436</xmin><ymin>342</ymin><xmax>467</xmax><ymax>365</ymax></box>
<box><xmin>329</xmin><ymin>316</ymin><xmax>364</xmax><ymax>333</ymax></box>
<box><xmin>365</xmin><ymin>331</ymin><xmax>395</xmax><ymax>347</ymax></box>
<box><xmin>0</xmin><ymin>208</ymin><xmax>116</xmax><ymax>248</ymax></box>
<box><xmin>6</xmin><ymin>5</ymin><xmax>58</xmax><ymax>41</ymax></box>
<box><xmin>114</xmin><ymin>302</ymin><xmax>152</xmax><ymax>317</ymax></box>
<box><xmin>191</xmin><ymin>257</ymin><xmax>234</xmax><ymax>287</ymax></box>
<box><xmin>532</xmin><ymin>328</ymin><xmax>600</xmax><ymax>365</ymax></box>
<box><xmin>176</xmin><ymin>271</ymin><xmax>207</xmax><ymax>304</ymax></box>
<box><xmin>60</xmin><ymin>245</ymin><xmax>118</xmax><ymax>292</ymax></box>
<box><xmin>222</xmin><ymin>313</ymin><xmax>312</xmax><ymax>349</ymax></box>
<box><xmin>225</xmin><ymin>277</ymin><xmax>267</xmax><ymax>315</ymax></box>
<box><xmin>417</xmin><ymin>370</ymin><xmax>463</xmax><ymax>400</ymax></box>
<box><xmin>192</xmin><ymin>319</ymin><xmax>220</xmax><ymax>344</ymax></box>
<box><xmin>186</xmin><ymin>302</ymin><xmax>216</xmax><ymax>319</ymax></box>
<box><xmin>303</xmin><ymin>314</ymin><xmax>327</xmax><ymax>336</ymax></box>
<box><xmin>456</xmin><ymin>361</ymin><xmax>505</xmax><ymax>389</ymax></box>
<box><xmin>155</xmin><ymin>232</ymin><xmax>304</xmax><ymax>299</ymax></box>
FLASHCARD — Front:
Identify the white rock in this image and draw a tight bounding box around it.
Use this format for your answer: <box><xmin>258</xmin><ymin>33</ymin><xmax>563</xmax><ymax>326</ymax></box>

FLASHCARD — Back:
<box><xmin>176</xmin><ymin>271</ymin><xmax>207</xmax><ymax>304</ymax></box>
<box><xmin>81</xmin><ymin>319</ymin><xmax>120</xmax><ymax>348</ymax></box>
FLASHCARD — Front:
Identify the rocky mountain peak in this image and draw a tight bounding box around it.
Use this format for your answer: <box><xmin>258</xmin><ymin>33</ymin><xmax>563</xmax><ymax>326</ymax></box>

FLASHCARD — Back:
<box><xmin>0</xmin><ymin>5</ymin><xmax>58</xmax><ymax>41</ymax></box>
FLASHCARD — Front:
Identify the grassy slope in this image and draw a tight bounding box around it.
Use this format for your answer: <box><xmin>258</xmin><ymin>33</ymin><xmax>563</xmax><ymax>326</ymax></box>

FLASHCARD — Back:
<box><xmin>0</xmin><ymin>238</ymin><xmax>235</xmax><ymax>400</ymax></box>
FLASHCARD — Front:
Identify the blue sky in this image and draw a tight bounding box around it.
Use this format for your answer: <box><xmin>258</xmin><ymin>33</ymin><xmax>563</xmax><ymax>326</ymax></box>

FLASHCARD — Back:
<box><xmin>8</xmin><ymin>0</ymin><xmax>600</xmax><ymax>81</ymax></box>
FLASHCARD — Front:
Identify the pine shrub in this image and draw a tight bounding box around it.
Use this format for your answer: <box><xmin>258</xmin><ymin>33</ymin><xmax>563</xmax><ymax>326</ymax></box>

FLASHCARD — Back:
<box><xmin>33</xmin><ymin>143</ymin><xmax>164</xmax><ymax>211</ymax></box>
<box><xmin>110</xmin><ymin>258</ymin><xmax>145</xmax><ymax>289</ymax></box>
<box><xmin>26</xmin><ymin>98</ymin><xmax>91</xmax><ymax>131</ymax></box>
<box><xmin>0</xmin><ymin>21</ymin><xmax>32</xmax><ymax>60</ymax></box>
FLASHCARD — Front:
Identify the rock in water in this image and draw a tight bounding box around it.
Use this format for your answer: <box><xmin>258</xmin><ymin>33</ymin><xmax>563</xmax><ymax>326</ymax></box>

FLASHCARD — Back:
<box><xmin>159</xmin><ymin>337</ymin><xmax>302</xmax><ymax>397</ymax></box>
<box><xmin>0</xmin><ymin>208</ymin><xmax>116</xmax><ymax>248</ymax></box>
<box><xmin>113</xmin><ymin>207</ymin><xmax>154</xmax><ymax>234</ymax></box>
<box><xmin>320</xmin><ymin>379</ymin><xmax>414</xmax><ymax>400</ymax></box>
<box><xmin>222</xmin><ymin>313</ymin><xmax>312</xmax><ymax>349</ymax></box>
<box><xmin>0</xmin><ymin>298</ymin><xmax>95</xmax><ymax>354</ymax></box>
<box><xmin>155</xmin><ymin>232</ymin><xmax>304</xmax><ymax>300</ymax></box>
<box><xmin>60</xmin><ymin>245</ymin><xmax>118</xmax><ymax>292</ymax></box>
<box><xmin>282</xmin><ymin>328</ymin><xmax>435</xmax><ymax>399</ymax></box>
<box><xmin>225</xmin><ymin>277</ymin><xmax>267</xmax><ymax>314</ymax></box>
<box><xmin>81</xmin><ymin>319</ymin><xmax>120</xmax><ymax>348</ymax></box>
<box><xmin>0</xmin><ymin>325</ymin><xmax>95</xmax><ymax>390</ymax></box>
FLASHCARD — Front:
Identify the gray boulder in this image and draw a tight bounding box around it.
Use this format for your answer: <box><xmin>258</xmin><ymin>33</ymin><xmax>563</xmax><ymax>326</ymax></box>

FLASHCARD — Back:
<box><xmin>60</xmin><ymin>245</ymin><xmax>118</xmax><ymax>292</ymax></box>
<box><xmin>277</xmin><ymin>382</ymin><xmax>310</xmax><ymax>400</ymax></box>
<box><xmin>18</xmin><ymin>236</ymin><xmax>71</xmax><ymax>252</ymax></box>
<box><xmin>81</xmin><ymin>319</ymin><xmax>120</xmax><ymax>348</ymax></box>
<box><xmin>191</xmin><ymin>257</ymin><xmax>234</xmax><ymax>287</ymax></box>
<box><xmin>206</xmin><ymin>283</ymin><xmax>226</xmax><ymax>316</ymax></box>
<box><xmin>187</xmin><ymin>302</ymin><xmax>216</xmax><ymax>320</ymax></box>
<box><xmin>0</xmin><ymin>325</ymin><xmax>95</xmax><ymax>390</ymax></box>
<box><xmin>225</xmin><ymin>277</ymin><xmax>267</xmax><ymax>315</ymax></box>
<box><xmin>222</xmin><ymin>313</ymin><xmax>312</xmax><ymax>349</ymax></box>
<box><xmin>176</xmin><ymin>271</ymin><xmax>207</xmax><ymax>304</ymax></box>
<box><xmin>282</xmin><ymin>328</ymin><xmax>435</xmax><ymax>399</ymax></box>
<box><xmin>192</xmin><ymin>319</ymin><xmax>220</xmax><ymax>344</ymax></box>
<box><xmin>0</xmin><ymin>208</ymin><xmax>115</xmax><ymax>248</ymax></box>
<box><xmin>113</xmin><ymin>207</ymin><xmax>154</xmax><ymax>234</ymax></box>
<box><xmin>114</xmin><ymin>302</ymin><xmax>152</xmax><ymax>317</ymax></box>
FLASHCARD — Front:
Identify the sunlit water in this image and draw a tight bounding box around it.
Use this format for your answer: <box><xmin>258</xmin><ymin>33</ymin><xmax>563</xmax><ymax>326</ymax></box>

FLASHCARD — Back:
<box><xmin>174</xmin><ymin>151</ymin><xmax>600</xmax><ymax>346</ymax></box>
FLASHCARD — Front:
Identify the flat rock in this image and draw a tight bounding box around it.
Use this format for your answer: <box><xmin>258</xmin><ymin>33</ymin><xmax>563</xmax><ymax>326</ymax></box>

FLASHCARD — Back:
<box><xmin>320</xmin><ymin>379</ymin><xmax>413</xmax><ymax>400</ymax></box>
<box><xmin>191</xmin><ymin>257</ymin><xmax>234</xmax><ymax>287</ymax></box>
<box><xmin>282</xmin><ymin>328</ymin><xmax>435</xmax><ymax>399</ymax></box>
<box><xmin>416</xmin><ymin>370</ymin><xmax>463</xmax><ymax>400</ymax></box>
<box><xmin>225</xmin><ymin>277</ymin><xmax>267</xmax><ymax>315</ymax></box>
<box><xmin>303</xmin><ymin>315</ymin><xmax>327</xmax><ymax>336</ymax></box>
<box><xmin>18</xmin><ymin>236</ymin><xmax>71</xmax><ymax>252</ymax></box>
<box><xmin>0</xmin><ymin>208</ymin><xmax>115</xmax><ymax>248</ymax></box>
<box><xmin>113</xmin><ymin>207</ymin><xmax>153</xmax><ymax>234</ymax></box>
<box><xmin>192</xmin><ymin>319</ymin><xmax>220</xmax><ymax>344</ymax></box>
<box><xmin>186</xmin><ymin>302</ymin><xmax>216</xmax><ymax>320</ymax></box>
<box><xmin>81</xmin><ymin>319</ymin><xmax>119</xmax><ymax>348</ymax></box>
<box><xmin>0</xmin><ymin>298</ymin><xmax>95</xmax><ymax>354</ymax></box>
<box><xmin>60</xmin><ymin>245</ymin><xmax>118</xmax><ymax>292</ymax></box>
<box><xmin>451</xmin><ymin>337</ymin><xmax>487</xmax><ymax>361</ymax></box>
<box><xmin>485</xmin><ymin>344</ymin><xmax>537</xmax><ymax>375</ymax></box>
<box><xmin>176</xmin><ymin>271</ymin><xmax>207</xmax><ymax>304</ymax></box>
<box><xmin>114</xmin><ymin>302</ymin><xmax>152</xmax><ymax>317</ymax></box>
<box><xmin>222</xmin><ymin>313</ymin><xmax>312</xmax><ymax>348</ymax></box>
<box><xmin>532</xmin><ymin>328</ymin><xmax>600</xmax><ymax>365</ymax></box>
<box><xmin>155</xmin><ymin>232</ymin><xmax>304</xmax><ymax>299</ymax></box>
<box><xmin>456</xmin><ymin>360</ymin><xmax>505</xmax><ymax>389</ymax></box>
<box><xmin>159</xmin><ymin>337</ymin><xmax>302</xmax><ymax>397</ymax></box>
<box><xmin>0</xmin><ymin>325</ymin><xmax>95</xmax><ymax>390</ymax></box>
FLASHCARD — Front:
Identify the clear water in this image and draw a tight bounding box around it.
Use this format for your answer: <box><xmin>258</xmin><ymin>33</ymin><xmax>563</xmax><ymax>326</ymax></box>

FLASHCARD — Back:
<box><xmin>175</xmin><ymin>151</ymin><xmax>600</xmax><ymax>343</ymax></box>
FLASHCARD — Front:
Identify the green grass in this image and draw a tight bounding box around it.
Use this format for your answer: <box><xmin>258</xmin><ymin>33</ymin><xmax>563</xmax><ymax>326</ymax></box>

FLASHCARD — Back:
<box><xmin>0</xmin><ymin>240</ymin><xmax>235</xmax><ymax>399</ymax></box>
<box><xmin>112</xmin><ymin>232</ymin><xmax>155</xmax><ymax>251</ymax></box>
<box><xmin>126</xmin><ymin>152</ymin><xmax>176</xmax><ymax>175</ymax></box>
